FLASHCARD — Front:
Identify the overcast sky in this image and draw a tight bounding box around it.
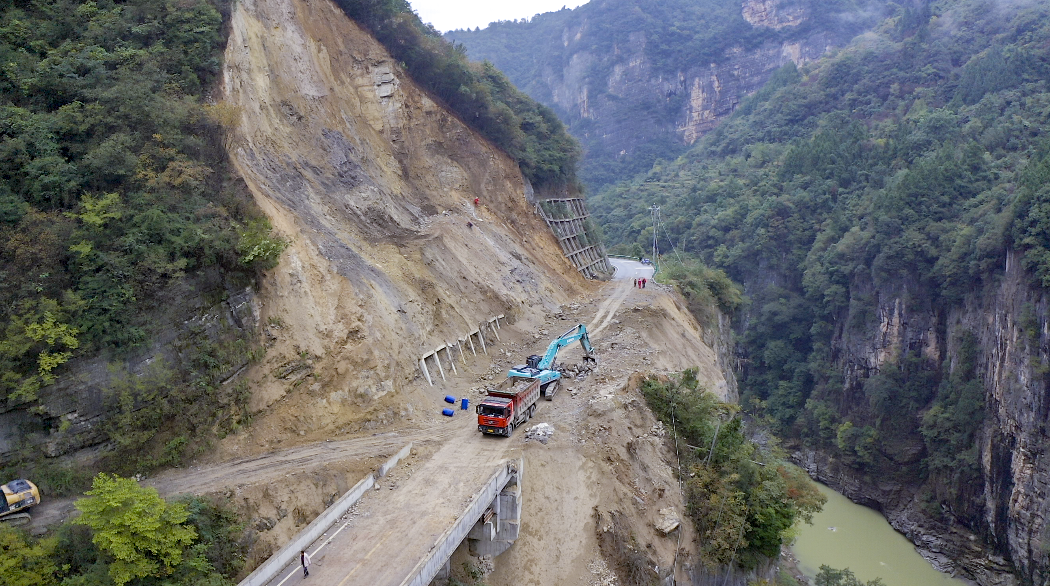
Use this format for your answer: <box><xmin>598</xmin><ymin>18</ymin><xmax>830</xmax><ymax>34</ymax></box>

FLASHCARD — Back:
<box><xmin>409</xmin><ymin>0</ymin><xmax>590</xmax><ymax>33</ymax></box>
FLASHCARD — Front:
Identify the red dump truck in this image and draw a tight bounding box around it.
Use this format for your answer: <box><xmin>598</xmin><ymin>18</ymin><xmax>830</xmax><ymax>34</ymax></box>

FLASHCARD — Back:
<box><xmin>476</xmin><ymin>376</ymin><xmax>541</xmax><ymax>437</ymax></box>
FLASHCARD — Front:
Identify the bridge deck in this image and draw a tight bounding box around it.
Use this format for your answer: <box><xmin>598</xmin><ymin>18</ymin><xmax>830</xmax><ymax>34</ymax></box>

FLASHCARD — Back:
<box><xmin>263</xmin><ymin>421</ymin><xmax>516</xmax><ymax>586</ymax></box>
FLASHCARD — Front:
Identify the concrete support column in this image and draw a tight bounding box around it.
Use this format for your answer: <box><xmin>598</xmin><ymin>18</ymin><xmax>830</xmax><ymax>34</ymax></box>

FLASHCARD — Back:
<box><xmin>434</xmin><ymin>351</ymin><xmax>446</xmax><ymax>381</ymax></box>
<box><xmin>420</xmin><ymin>358</ymin><xmax>433</xmax><ymax>386</ymax></box>
<box><xmin>445</xmin><ymin>344</ymin><xmax>457</xmax><ymax>375</ymax></box>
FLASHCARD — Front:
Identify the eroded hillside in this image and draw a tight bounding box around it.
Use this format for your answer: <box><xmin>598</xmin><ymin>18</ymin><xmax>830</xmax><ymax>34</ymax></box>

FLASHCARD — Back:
<box><xmin>218</xmin><ymin>0</ymin><xmax>591</xmax><ymax>447</ymax></box>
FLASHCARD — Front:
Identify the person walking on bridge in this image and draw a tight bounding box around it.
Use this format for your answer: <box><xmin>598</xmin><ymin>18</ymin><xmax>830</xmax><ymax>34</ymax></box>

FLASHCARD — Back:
<box><xmin>301</xmin><ymin>549</ymin><xmax>311</xmax><ymax>578</ymax></box>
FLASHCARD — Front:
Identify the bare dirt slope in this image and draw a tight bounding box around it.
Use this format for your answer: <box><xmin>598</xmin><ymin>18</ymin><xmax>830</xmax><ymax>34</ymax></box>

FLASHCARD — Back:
<box><xmin>135</xmin><ymin>275</ymin><xmax>723</xmax><ymax>586</ymax></box>
<box><xmin>217</xmin><ymin>0</ymin><xmax>589</xmax><ymax>457</ymax></box>
<box><xmin>28</xmin><ymin>6</ymin><xmax>733</xmax><ymax>584</ymax></box>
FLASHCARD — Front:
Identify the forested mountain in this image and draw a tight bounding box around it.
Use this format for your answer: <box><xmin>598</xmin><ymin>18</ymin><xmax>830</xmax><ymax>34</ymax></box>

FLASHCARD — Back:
<box><xmin>447</xmin><ymin>0</ymin><xmax>889</xmax><ymax>190</ymax></box>
<box><xmin>0</xmin><ymin>0</ymin><xmax>280</xmax><ymax>472</ymax></box>
<box><xmin>588</xmin><ymin>0</ymin><xmax>1050</xmax><ymax>583</ymax></box>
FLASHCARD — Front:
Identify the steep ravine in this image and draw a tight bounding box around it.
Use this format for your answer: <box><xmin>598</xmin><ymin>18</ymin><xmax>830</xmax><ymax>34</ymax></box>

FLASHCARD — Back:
<box><xmin>449</xmin><ymin>0</ymin><xmax>881</xmax><ymax>187</ymax></box>
<box><xmin>791</xmin><ymin>250</ymin><xmax>1050</xmax><ymax>586</ymax></box>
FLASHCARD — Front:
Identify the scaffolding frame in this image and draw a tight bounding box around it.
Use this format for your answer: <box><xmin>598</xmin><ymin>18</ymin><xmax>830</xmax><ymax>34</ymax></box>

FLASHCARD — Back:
<box><xmin>535</xmin><ymin>197</ymin><xmax>611</xmax><ymax>279</ymax></box>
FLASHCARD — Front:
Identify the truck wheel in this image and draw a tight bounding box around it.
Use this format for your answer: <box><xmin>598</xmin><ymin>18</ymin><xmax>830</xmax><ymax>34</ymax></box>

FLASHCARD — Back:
<box><xmin>529</xmin><ymin>404</ymin><xmax>536</xmax><ymax>419</ymax></box>
<box><xmin>506</xmin><ymin>424</ymin><xmax>514</xmax><ymax>437</ymax></box>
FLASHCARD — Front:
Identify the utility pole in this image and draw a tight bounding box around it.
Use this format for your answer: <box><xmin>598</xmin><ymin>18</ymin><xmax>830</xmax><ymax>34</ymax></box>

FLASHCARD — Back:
<box><xmin>648</xmin><ymin>204</ymin><xmax>660</xmax><ymax>262</ymax></box>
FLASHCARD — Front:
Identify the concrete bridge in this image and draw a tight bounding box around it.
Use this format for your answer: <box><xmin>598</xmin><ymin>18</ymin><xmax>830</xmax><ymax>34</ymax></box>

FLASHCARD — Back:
<box><xmin>239</xmin><ymin>435</ymin><xmax>523</xmax><ymax>586</ymax></box>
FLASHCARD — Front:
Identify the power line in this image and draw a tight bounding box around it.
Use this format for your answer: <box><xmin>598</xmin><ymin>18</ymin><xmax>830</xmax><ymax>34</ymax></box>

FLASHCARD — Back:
<box><xmin>648</xmin><ymin>204</ymin><xmax>660</xmax><ymax>262</ymax></box>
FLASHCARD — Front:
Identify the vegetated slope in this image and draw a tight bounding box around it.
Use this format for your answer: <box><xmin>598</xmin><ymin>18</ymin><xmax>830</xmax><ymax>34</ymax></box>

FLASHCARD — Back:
<box><xmin>591</xmin><ymin>0</ymin><xmax>1050</xmax><ymax>584</ymax></box>
<box><xmin>0</xmin><ymin>0</ymin><xmax>290</xmax><ymax>477</ymax></box>
<box><xmin>447</xmin><ymin>0</ymin><xmax>889</xmax><ymax>189</ymax></box>
<box><xmin>217</xmin><ymin>0</ymin><xmax>589</xmax><ymax>451</ymax></box>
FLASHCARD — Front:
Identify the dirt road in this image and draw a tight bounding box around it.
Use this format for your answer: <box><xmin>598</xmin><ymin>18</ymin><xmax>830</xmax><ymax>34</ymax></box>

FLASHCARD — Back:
<box><xmin>588</xmin><ymin>258</ymin><xmax>654</xmax><ymax>340</ymax></box>
<box><xmin>31</xmin><ymin>271</ymin><xmax>725</xmax><ymax>586</ymax></box>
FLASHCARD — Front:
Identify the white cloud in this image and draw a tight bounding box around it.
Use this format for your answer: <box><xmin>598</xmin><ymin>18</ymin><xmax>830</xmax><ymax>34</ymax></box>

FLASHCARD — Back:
<box><xmin>409</xmin><ymin>0</ymin><xmax>590</xmax><ymax>32</ymax></box>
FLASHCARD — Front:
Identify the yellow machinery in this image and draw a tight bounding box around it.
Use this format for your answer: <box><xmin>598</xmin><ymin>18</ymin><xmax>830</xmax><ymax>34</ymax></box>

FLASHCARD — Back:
<box><xmin>0</xmin><ymin>479</ymin><xmax>40</xmax><ymax>525</ymax></box>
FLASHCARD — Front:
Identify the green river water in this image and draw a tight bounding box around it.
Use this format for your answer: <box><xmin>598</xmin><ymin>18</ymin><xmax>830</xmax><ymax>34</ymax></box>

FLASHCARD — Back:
<box><xmin>792</xmin><ymin>483</ymin><xmax>968</xmax><ymax>586</ymax></box>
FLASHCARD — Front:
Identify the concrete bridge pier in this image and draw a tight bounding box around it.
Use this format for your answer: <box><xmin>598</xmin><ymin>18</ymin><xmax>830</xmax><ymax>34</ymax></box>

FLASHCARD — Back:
<box><xmin>434</xmin><ymin>559</ymin><xmax>452</xmax><ymax>582</ymax></box>
<box><xmin>467</xmin><ymin>473</ymin><xmax>522</xmax><ymax>557</ymax></box>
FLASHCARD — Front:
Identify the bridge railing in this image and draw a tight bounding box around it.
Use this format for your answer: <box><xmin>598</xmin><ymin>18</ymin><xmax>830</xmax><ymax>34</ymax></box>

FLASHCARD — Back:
<box><xmin>236</xmin><ymin>443</ymin><xmax>413</xmax><ymax>586</ymax></box>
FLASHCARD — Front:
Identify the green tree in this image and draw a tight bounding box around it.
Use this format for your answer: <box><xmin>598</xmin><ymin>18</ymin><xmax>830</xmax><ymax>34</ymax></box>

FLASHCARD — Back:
<box><xmin>74</xmin><ymin>473</ymin><xmax>200</xmax><ymax>586</ymax></box>
<box><xmin>236</xmin><ymin>218</ymin><xmax>288</xmax><ymax>271</ymax></box>
<box><xmin>0</xmin><ymin>525</ymin><xmax>58</xmax><ymax>586</ymax></box>
<box><xmin>0</xmin><ymin>297</ymin><xmax>80</xmax><ymax>403</ymax></box>
<box><xmin>642</xmin><ymin>371</ymin><xmax>825</xmax><ymax>569</ymax></box>
<box><xmin>814</xmin><ymin>565</ymin><xmax>885</xmax><ymax>586</ymax></box>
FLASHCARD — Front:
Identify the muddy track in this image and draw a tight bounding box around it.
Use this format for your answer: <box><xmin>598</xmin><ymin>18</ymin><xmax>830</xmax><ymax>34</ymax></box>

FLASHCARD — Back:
<box><xmin>29</xmin><ymin>425</ymin><xmax>456</xmax><ymax>531</ymax></box>
<box><xmin>144</xmin><ymin>426</ymin><xmax>457</xmax><ymax>497</ymax></box>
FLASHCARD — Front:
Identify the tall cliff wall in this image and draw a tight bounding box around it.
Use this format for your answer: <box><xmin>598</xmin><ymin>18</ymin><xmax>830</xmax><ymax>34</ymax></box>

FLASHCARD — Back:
<box><xmin>449</xmin><ymin>0</ymin><xmax>880</xmax><ymax>187</ymax></box>
<box><xmin>792</xmin><ymin>249</ymin><xmax>1050</xmax><ymax>586</ymax></box>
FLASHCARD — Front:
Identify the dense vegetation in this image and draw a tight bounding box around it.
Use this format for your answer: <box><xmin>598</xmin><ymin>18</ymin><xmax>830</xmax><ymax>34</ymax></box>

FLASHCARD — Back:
<box><xmin>813</xmin><ymin>567</ymin><xmax>884</xmax><ymax>586</ymax></box>
<box><xmin>591</xmin><ymin>0</ymin><xmax>1050</xmax><ymax>536</ymax></box>
<box><xmin>447</xmin><ymin>0</ymin><xmax>887</xmax><ymax>189</ymax></box>
<box><xmin>0</xmin><ymin>473</ymin><xmax>246</xmax><ymax>586</ymax></box>
<box><xmin>0</xmin><ymin>0</ymin><xmax>285</xmax><ymax>477</ymax></box>
<box><xmin>335</xmin><ymin>0</ymin><xmax>580</xmax><ymax>189</ymax></box>
<box><xmin>641</xmin><ymin>371</ymin><xmax>825</xmax><ymax>572</ymax></box>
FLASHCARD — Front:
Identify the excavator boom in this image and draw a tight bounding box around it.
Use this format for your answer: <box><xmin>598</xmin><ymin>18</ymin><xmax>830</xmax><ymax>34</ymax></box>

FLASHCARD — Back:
<box><xmin>536</xmin><ymin>324</ymin><xmax>594</xmax><ymax>370</ymax></box>
<box><xmin>508</xmin><ymin>324</ymin><xmax>596</xmax><ymax>400</ymax></box>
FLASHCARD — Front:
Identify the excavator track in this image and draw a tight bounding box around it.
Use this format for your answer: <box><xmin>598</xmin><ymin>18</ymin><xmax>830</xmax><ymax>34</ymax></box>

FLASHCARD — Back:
<box><xmin>0</xmin><ymin>513</ymin><xmax>32</xmax><ymax>526</ymax></box>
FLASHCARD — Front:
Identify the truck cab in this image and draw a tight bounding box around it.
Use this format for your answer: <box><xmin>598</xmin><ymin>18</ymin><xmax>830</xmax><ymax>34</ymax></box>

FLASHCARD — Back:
<box><xmin>476</xmin><ymin>377</ymin><xmax>540</xmax><ymax>437</ymax></box>
<box><xmin>477</xmin><ymin>397</ymin><xmax>514</xmax><ymax>436</ymax></box>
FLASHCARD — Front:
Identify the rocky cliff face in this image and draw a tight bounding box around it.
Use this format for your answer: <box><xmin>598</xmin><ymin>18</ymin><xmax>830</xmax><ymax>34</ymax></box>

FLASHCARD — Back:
<box><xmin>450</xmin><ymin>0</ymin><xmax>876</xmax><ymax>187</ymax></box>
<box><xmin>742</xmin><ymin>0</ymin><xmax>807</xmax><ymax>29</ymax></box>
<box><xmin>543</xmin><ymin>4</ymin><xmax>838</xmax><ymax>159</ymax></box>
<box><xmin>218</xmin><ymin>0</ymin><xmax>588</xmax><ymax>447</ymax></box>
<box><xmin>793</xmin><ymin>249</ymin><xmax>1050</xmax><ymax>586</ymax></box>
<box><xmin>0</xmin><ymin>277</ymin><xmax>260</xmax><ymax>459</ymax></box>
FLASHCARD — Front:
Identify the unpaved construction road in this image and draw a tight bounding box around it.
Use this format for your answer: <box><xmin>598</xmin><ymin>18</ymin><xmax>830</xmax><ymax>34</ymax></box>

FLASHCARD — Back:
<box><xmin>135</xmin><ymin>260</ymin><xmax>660</xmax><ymax>500</ymax></box>
<box><xmin>32</xmin><ymin>261</ymin><xmax>724</xmax><ymax>586</ymax></box>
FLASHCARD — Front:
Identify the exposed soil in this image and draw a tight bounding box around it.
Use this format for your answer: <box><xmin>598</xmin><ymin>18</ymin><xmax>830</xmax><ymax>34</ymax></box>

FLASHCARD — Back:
<box><xmin>29</xmin><ymin>1</ymin><xmax>732</xmax><ymax>583</ymax></box>
<box><xmin>204</xmin><ymin>275</ymin><xmax>724</xmax><ymax>584</ymax></box>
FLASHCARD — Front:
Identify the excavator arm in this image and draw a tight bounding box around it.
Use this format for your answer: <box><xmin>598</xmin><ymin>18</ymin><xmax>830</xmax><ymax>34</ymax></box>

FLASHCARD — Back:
<box><xmin>536</xmin><ymin>324</ymin><xmax>594</xmax><ymax>370</ymax></box>
<box><xmin>509</xmin><ymin>324</ymin><xmax>596</xmax><ymax>401</ymax></box>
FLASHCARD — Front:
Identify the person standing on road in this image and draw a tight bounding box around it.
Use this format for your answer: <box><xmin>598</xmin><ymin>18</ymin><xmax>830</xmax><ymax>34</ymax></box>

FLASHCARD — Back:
<box><xmin>642</xmin><ymin>277</ymin><xmax>647</xmax><ymax>289</ymax></box>
<box><xmin>301</xmin><ymin>550</ymin><xmax>311</xmax><ymax>578</ymax></box>
<box><xmin>633</xmin><ymin>277</ymin><xmax>638</xmax><ymax>288</ymax></box>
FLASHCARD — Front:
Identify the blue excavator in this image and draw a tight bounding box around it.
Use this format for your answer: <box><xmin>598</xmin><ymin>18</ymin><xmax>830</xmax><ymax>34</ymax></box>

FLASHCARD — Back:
<box><xmin>508</xmin><ymin>324</ymin><xmax>596</xmax><ymax>400</ymax></box>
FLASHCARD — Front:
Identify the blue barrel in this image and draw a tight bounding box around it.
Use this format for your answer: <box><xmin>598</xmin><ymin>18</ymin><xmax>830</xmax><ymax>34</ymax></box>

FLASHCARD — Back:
<box><xmin>442</xmin><ymin>408</ymin><xmax>455</xmax><ymax>417</ymax></box>
<box><xmin>444</xmin><ymin>395</ymin><xmax>456</xmax><ymax>404</ymax></box>
<box><xmin>461</xmin><ymin>398</ymin><xmax>469</xmax><ymax>410</ymax></box>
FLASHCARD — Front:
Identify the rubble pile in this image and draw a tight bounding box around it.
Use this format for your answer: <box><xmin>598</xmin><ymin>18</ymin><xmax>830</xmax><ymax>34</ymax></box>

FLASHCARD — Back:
<box><xmin>524</xmin><ymin>423</ymin><xmax>555</xmax><ymax>444</ymax></box>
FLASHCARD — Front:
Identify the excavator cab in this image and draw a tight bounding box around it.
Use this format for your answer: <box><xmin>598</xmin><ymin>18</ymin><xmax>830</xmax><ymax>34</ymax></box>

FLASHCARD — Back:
<box><xmin>0</xmin><ymin>479</ymin><xmax>40</xmax><ymax>525</ymax></box>
<box><xmin>526</xmin><ymin>355</ymin><xmax>542</xmax><ymax>369</ymax></box>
